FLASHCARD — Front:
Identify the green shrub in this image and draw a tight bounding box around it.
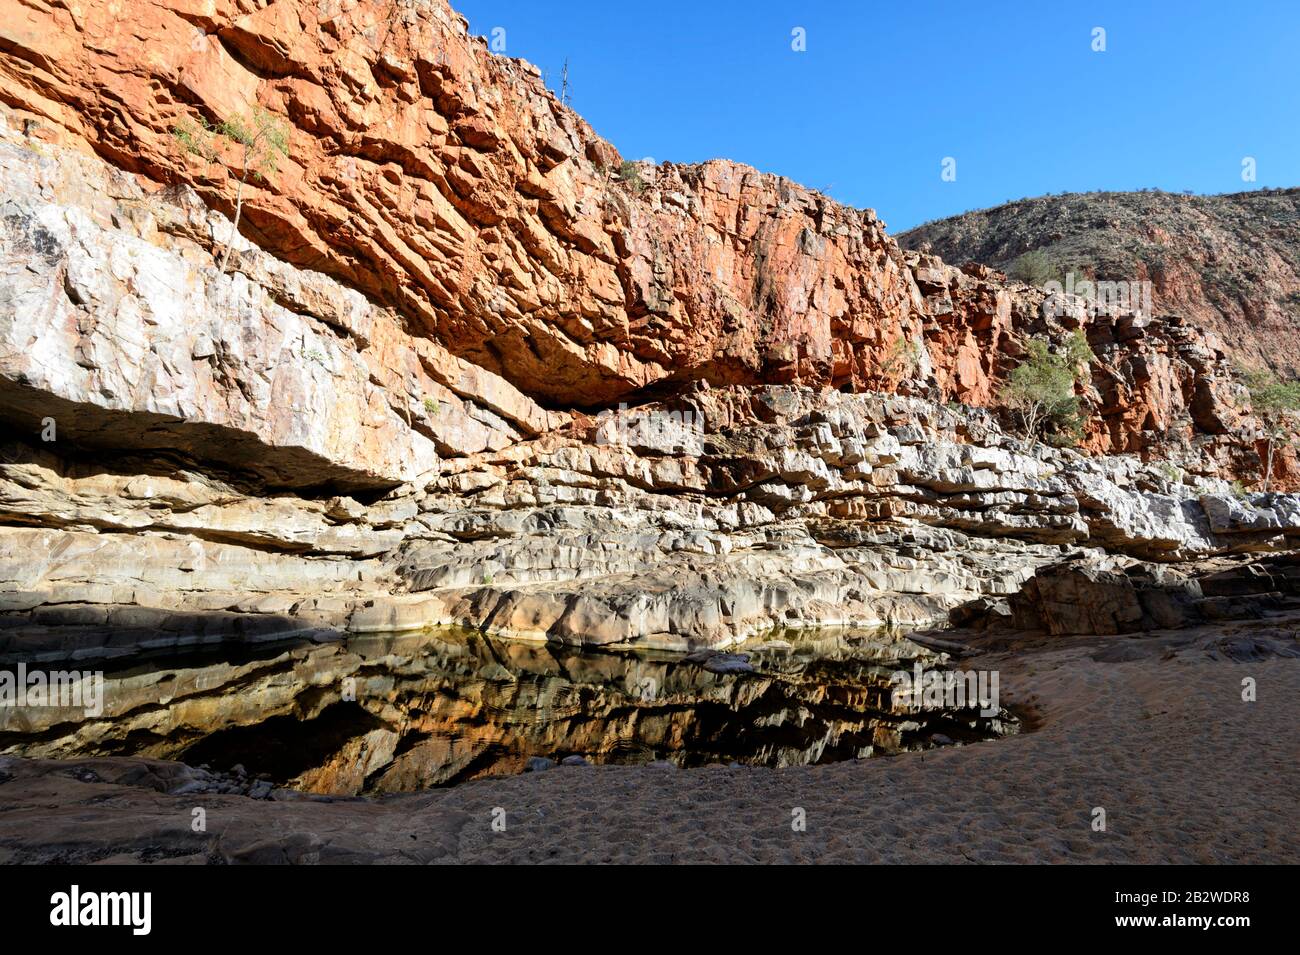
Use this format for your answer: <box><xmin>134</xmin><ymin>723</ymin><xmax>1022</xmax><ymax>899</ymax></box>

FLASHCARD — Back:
<box><xmin>881</xmin><ymin>335</ymin><xmax>924</xmax><ymax>380</ymax></box>
<box><xmin>615</xmin><ymin>160</ymin><xmax>646</xmax><ymax>194</ymax></box>
<box><xmin>1242</xmin><ymin>367</ymin><xmax>1300</xmax><ymax>490</ymax></box>
<box><xmin>1001</xmin><ymin>330</ymin><xmax>1095</xmax><ymax>443</ymax></box>
<box><xmin>173</xmin><ymin>106</ymin><xmax>289</xmax><ymax>274</ymax></box>
<box><xmin>1008</xmin><ymin>249</ymin><xmax>1069</xmax><ymax>287</ymax></box>
<box><xmin>1155</xmin><ymin>461</ymin><xmax>1182</xmax><ymax>483</ymax></box>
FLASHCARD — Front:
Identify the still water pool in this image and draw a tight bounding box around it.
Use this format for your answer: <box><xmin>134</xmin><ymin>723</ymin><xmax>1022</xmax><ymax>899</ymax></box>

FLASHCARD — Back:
<box><xmin>0</xmin><ymin>627</ymin><xmax>1016</xmax><ymax>795</ymax></box>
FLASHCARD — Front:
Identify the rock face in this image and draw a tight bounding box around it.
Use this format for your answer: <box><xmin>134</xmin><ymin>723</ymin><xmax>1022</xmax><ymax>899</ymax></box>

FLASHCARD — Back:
<box><xmin>965</xmin><ymin>553</ymin><xmax>1300</xmax><ymax>637</ymax></box>
<box><xmin>901</xmin><ymin>250</ymin><xmax>1287</xmax><ymax>484</ymax></box>
<box><xmin>6</xmin><ymin>363</ymin><xmax>1300</xmax><ymax>656</ymax></box>
<box><xmin>1</xmin><ymin>0</ymin><xmax>1299</xmax><ymax>658</ymax></box>
<box><xmin>0</xmin><ymin>0</ymin><xmax>922</xmax><ymax>405</ymax></box>
<box><xmin>0</xmin><ymin>0</ymin><xmax>1283</xmax><ymax>451</ymax></box>
<box><xmin>899</xmin><ymin>189</ymin><xmax>1300</xmax><ymax>379</ymax></box>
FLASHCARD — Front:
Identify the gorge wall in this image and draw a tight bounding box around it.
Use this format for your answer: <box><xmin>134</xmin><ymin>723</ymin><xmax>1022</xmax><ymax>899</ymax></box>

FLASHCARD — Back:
<box><xmin>1</xmin><ymin>0</ymin><xmax>1299</xmax><ymax>658</ymax></box>
<box><xmin>899</xmin><ymin>188</ymin><xmax>1300</xmax><ymax>378</ymax></box>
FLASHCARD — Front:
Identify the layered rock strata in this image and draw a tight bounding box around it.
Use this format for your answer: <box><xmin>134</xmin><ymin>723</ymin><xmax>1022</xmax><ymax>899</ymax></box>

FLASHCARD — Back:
<box><xmin>0</xmin><ymin>0</ymin><xmax>1298</xmax><ymax>660</ymax></box>
<box><xmin>0</xmin><ymin>0</ymin><xmax>1282</xmax><ymax>468</ymax></box>
<box><xmin>6</xmin><ymin>361</ymin><xmax>1300</xmax><ymax>656</ymax></box>
<box><xmin>967</xmin><ymin>553</ymin><xmax>1300</xmax><ymax>637</ymax></box>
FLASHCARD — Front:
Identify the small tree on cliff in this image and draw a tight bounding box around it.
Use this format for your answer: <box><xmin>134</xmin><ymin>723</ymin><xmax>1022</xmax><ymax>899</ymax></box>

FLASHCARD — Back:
<box><xmin>1008</xmin><ymin>249</ymin><xmax>1079</xmax><ymax>288</ymax></box>
<box><xmin>1008</xmin><ymin>250</ymin><xmax>1057</xmax><ymax>286</ymax></box>
<box><xmin>1242</xmin><ymin>367</ymin><xmax>1300</xmax><ymax>491</ymax></box>
<box><xmin>173</xmin><ymin>107</ymin><xmax>290</xmax><ymax>274</ymax></box>
<box><xmin>880</xmin><ymin>335</ymin><xmax>924</xmax><ymax>381</ymax></box>
<box><xmin>614</xmin><ymin>160</ymin><xmax>647</xmax><ymax>194</ymax></box>
<box><xmin>1001</xmin><ymin>330</ymin><xmax>1095</xmax><ymax>444</ymax></box>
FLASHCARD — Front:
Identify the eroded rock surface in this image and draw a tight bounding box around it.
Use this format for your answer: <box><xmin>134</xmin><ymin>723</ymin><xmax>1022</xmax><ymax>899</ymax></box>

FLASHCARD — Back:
<box><xmin>0</xmin><ymin>0</ymin><xmax>1298</xmax><ymax>662</ymax></box>
<box><xmin>974</xmin><ymin>553</ymin><xmax>1300</xmax><ymax>636</ymax></box>
<box><xmin>5</xmin><ymin>371</ymin><xmax>1300</xmax><ymax>656</ymax></box>
<box><xmin>0</xmin><ymin>0</ymin><xmax>1285</xmax><ymax>463</ymax></box>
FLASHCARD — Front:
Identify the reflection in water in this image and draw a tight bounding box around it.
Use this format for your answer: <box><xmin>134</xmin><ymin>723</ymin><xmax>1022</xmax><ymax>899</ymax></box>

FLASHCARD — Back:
<box><xmin>0</xmin><ymin>628</ymin><xmax>1017</xmax><ymax>795</ymax></box>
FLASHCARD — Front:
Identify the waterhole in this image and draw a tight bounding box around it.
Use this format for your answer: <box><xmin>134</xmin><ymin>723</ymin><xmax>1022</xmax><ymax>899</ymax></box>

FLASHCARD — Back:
<box><xmin>0</xmin><ymin>627</ymin><xmax>1016</xmax><ymax>795</ymax></box>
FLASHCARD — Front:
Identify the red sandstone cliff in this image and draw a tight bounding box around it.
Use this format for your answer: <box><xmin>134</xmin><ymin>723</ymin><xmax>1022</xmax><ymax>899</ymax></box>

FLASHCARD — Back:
<box><xmin>899</xmin><ymin>189</ymin><xmax>1300</xmax><ymax>377</ymax></box>
<box><xmin>0</xmin><ymin>0</ymin><xmax>1285</xmax><ymax>485</ymax></box>
<box><xmin>0</xmin><ymin>0</ymin><xmax>923</xmax><ymax>405</ymax></box>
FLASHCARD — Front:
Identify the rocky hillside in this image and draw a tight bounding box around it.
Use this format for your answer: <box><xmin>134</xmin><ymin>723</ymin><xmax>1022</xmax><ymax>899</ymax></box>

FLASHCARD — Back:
<box><xmin>1</xmin><ymin>0</ymin><xmax>1299</xmax><ymax>659</ymax></box>
<box><xmin>899</xmin><ymin>189</ymin><xmax>1300</xmax><ymax>375</ymax></box>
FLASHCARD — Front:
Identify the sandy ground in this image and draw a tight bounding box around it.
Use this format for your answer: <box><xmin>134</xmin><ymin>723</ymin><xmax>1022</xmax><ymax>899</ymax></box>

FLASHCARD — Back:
<box><xmin>0</xmin><ymin>623</ymin><xmax>1296</xmax><ymax>864</ymax></box>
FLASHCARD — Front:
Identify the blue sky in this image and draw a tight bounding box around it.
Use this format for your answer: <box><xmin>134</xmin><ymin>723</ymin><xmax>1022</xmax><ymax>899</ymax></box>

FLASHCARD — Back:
<box><xmin>454</xmin><ymin>1</ymin><xmax>1299</xmax><ymax>233</ymax></box>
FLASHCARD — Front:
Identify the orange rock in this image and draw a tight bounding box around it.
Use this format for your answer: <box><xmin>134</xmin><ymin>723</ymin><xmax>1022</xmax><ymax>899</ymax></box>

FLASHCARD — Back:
<box><xmin>0</xmin><ymin>0</ymin><xmax>1283</xmax><ymax>484</ymax></box>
